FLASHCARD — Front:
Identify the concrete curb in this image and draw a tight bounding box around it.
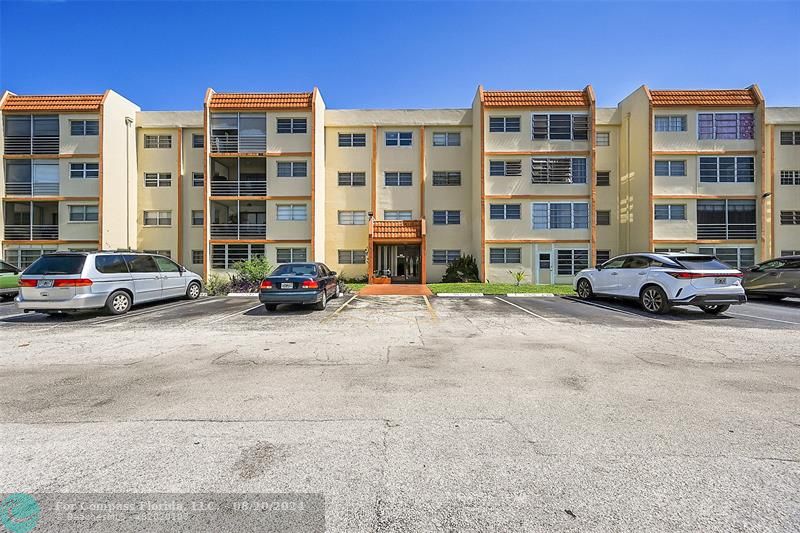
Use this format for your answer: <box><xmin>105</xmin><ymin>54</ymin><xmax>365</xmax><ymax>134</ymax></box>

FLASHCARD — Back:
<box><xmin>434</xmin><ymin>292</ymin><xmax>561</xmax><ymax>298</ymax></box>
<box><xmin>505</xmin><ymin>293</ymin><xmax>556</xmax><ymax>298</ymax></box>
<box><xmin>435</xmin><ymin>293</ymin><xmax>484</xmax><ymax>298</ymax></box>
<box><xmin>227</xmin><ymin>292</ymin><xmax>259</xmax><ymax>297</ymax></box>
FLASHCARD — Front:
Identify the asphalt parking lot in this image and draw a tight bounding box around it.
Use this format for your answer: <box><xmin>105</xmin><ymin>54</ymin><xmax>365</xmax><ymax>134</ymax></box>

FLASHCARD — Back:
<box><xmin>0</xmin><ymin>294</ymin><xmax>798</xmax><ymax>531</ymax></box>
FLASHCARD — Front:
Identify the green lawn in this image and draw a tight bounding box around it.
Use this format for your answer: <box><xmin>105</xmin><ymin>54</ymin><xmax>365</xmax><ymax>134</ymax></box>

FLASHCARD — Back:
<box><xmin>427</xmin><ymin>283</ymin><xmax>574</xmax><ymax>295</ymax></box>
<box><xmin>342</xmin><ymin>282</ymin><xmax>367</xmax><ymax>293</ymax></box>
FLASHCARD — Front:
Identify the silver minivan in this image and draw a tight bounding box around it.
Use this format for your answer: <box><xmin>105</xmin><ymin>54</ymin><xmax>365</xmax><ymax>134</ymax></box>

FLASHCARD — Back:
<box><xmin>16</xmin><ymin>251</ymin><xmax>203</xmax><ymax>315</ymax></box>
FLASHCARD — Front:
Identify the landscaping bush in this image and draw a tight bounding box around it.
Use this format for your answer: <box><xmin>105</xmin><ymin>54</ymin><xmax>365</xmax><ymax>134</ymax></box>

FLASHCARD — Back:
<box><xmin>218</xmin><ymin>257</ymin><xmax>275</xmax><ymax>293</ymax></box>
<box><xmin>441</xmin><ymin>255</ymin><xmax>480</xmax><ymax>283</ymax></box>
<box><xmin>205</xmin><ymin>273</ymin><xmax>231</xmax><ymax>296</ymax></box>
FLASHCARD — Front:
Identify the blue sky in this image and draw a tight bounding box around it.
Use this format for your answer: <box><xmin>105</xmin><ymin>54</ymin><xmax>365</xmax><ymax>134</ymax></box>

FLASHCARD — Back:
<box><xmin>1</xmin><ymin>1</ymin><xmax>798</xmax><ymax>110</ymax></box>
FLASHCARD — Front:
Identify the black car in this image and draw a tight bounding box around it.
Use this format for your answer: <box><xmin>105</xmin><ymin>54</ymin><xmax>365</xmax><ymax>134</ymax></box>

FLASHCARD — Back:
<box><xmin>742</xmin><ymin>255</ymin><xmax>800</xmax><ymax>300</ymax></box>
<box><xmin>259</xmin><ymin>262</ymin><xmax>340</xmax><ymax>311</ymax></box>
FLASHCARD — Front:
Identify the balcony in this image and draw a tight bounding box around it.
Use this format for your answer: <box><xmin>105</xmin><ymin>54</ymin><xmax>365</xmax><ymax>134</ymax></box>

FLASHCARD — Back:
<box><xmin>4</xmin><ymin>136</ymin><xmax>60</xmax><ymax>155</ymax></box>
<box><xmin>210</xmin><ymin>200</ymin><xmax>267</xmax><ymax>240</ymax></box>
<box><xmin>209</xmin><ymin>113</ymin><xmax>267</xmax><ymax>154</ymax></box>
<box><xmin>210</xmin><ymin>223</ymin><xmax>267</xmax><ymax>239</ymax></box>
<box><xmin>3</xmin><ymin>201</ymin><xmax>60</xmax><ymax>241</ymax></box>
<box><xmin>697</xmin><ymin>224</ymin><xmax>757</xmax><ymax>240</ymax></box>
<box><xmin>209</xmin><ymin>135</ymin><xmax>267</xmax><ymax>154</ymax></box>
<box><xmin>5</xmin><ymin>160</ymin><xmax>61</xmax><ymax>196</ymax></box>
<box><xmin>4</xmin><ymin>115</ymin><xmax>60</xmax><ymax>155</ymax></box>
<box><xmin>209</xmin><ymin>157</ymin><xmax>267</xmax><ymax>196</ymax></box>
<box><xmin>4</xmin><ymin>225</ymin><xmax>59</xmax><ymax>240</ymax></box>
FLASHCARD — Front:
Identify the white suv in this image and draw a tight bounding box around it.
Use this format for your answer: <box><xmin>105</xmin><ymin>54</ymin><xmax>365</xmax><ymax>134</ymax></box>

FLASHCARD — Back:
<box><xmin>573</xmin><ymin>253</ymin><xmax>746</xmax><ymax>314</ymax></box>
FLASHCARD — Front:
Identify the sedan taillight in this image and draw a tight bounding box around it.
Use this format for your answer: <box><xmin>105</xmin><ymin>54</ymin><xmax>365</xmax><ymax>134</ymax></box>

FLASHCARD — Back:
<box><xmin>54</xmin><ymin>279</ymin><xmax>93</xmax><ymax>287</ymax></box>
<box><xmin>302</xmin><ymin>280</ymin><xmax>319</xmax><ymax>289</ymax></box>
<box><xmin>259</xmin><ymin>280</ymin><xmax>273</xmax><ymax>289</ymax></box>
<box><xmin>19</xmin><ymin>279</ymin><xmax>37</xmax><ymax>287</ymax></box>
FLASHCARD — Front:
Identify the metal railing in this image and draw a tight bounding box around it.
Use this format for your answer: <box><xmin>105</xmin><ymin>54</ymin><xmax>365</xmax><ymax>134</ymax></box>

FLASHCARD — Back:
<box><xmin>210</xmin><ymin>224</ymin><xmax>267</xmax><ymax>239</ymax></box>
<box><xmin>4</xmin><ymin>181</ymin><xmax>60</xmax><ymax>196</ymax></box>
<box><xmin>4</xmin><ymin>136</ymin><xmax>60</xmax><ymax>155</ymax></box>
<box><xmin>697</xmin><ymin>223</ymin><xmax>757</xmax><ymax>240</ymax></box>
<box><xmin>210</xmin><ymin>180</ymin><xmax>267</xmax><ymax>196</ymax></box>
<box><xmin>4</xmin><ymin>225</ymin><xmax>59</xmax><ymax>240</ymax></box>
<box><xmin>209</xmin><ymin>134</ymin><xmax>267</xmax><ymax>153</ymax></box>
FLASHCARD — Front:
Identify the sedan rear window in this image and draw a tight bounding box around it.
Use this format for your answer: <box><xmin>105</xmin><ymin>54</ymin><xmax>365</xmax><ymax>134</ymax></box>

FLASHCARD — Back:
<box><xmin>271</xmin><ymin>264</ymin><xmax>317</xmax><ymax>276</ymax></box>
<box><xmin>676</xmin><ymin>256</ymin><xmax>736</xmax><ymax>270</ymax></box>
<box><xmin>24</xmin><ymin>255</ymin><xmax>86</xmax><ymax>275</ymax></box>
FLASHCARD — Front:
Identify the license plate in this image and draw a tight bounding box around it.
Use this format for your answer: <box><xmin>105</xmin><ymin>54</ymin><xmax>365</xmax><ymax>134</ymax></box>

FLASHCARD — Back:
<box><xmin>714</xmin><ymin>277</ymin><xmax>727</xmax><ymax>285</ymax></box>
<box><xmin>281</xmin><ymin>282</ymin><xmax>294</xmax><ymax>289</ymax></box>
<box><xmin>37</xmin><ymin>279</ymin><xmax>54</xmax><ymax>288</ymax></box>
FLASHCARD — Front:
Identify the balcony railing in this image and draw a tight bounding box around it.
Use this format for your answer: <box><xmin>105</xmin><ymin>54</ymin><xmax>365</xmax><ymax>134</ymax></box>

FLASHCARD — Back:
<box><xmin>4</xmin><ymin>136</ymin><xmax>60</xmax><ymax>155</ymax></box>
<box><xmin>210</xmin><ymin>181</ymin><xmax>267</xmax><ymax>196</ymax></box>
<box><xmin>4</xmin><ymin>182</ymin><xmax>60</xmax><ymax>196</ymax></box>
<box><xmin>697</xmin><ymin>224</ymin><xmax>757</xmax><ymax>240</ymax></box>
<box><xmin>209</xmin><ymin>135</ymin><xmax>267</xmax><ymax>154</ymax></box>
<box><xmin>4</xmin><ymin>225</ymin><xmax>59</xmax><ymax>240</ymax></box>
<box><xmin>210</xmin><ymin>224</ymin><xmax>267</xmax><ymax>239</ymax></box>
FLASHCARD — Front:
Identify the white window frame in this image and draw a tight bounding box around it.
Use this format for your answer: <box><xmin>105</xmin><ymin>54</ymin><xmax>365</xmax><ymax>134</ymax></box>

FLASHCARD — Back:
<box><xmin>654</xmin><ymin>160</ymin><xmax>687</xmax><ymax>177</ymax></box>
<box><xmin>432</xmin><ymin>132</ymin><xmax>461</xmax><ymax>147</ymax></box>
<box><xmin>144</xmin><ymin>172</ymin><xmax>172</xmax><ymax>187</ymax></box>
<box><xmin>698</xmin><ymin>156</ymin><xmax>755</xmax><ymax>183</ymax></box>
<box><xmin>276</xmin><ymin>247</ymin><xmax>307</xmax><ymax>263</ymax></box>
<box><xmin>70</xmin><ymin>119</ymin><xmax>99</xmax><ymax>136</ymax></box>
<box><xmin>654</xmin><ymin>115</ymin><xmax>687</xmax><ymax>132</ymax></box>
<box><xmin>531</xmin><ymin>157</ymin><xmax>588</xmax><ymax>184</ymax></box>
<box><xmin>697</xmin><ymin>247</ymin><xmax>755</xmax><ymax>269</ymax></box>
<box><xmin>68</xmin><ymin>204</ymin><xmax>98</xmax><ymax>223</ymax></box>
<box><xmin>143</xmin><ymin>135</ymin><xmax>172</xmax><ymax>149</ymax></box>
<box><xmin>192</xmin><ymin>134</ymin><xmax>204</xmax><ymax>148</ymax></box>
<box><xmin>385</xmin><ymin>131</ymin><xmax>413</xmax><ymax>147</ymax></box>
<box><xmin>69</xmin><ymin>162</ymin><xmax>99</xmax><ymax>179</ymax></box>
<box><xmin>432</xmin><ymin>210</ymin><xmax>460</xmax><ymax>225</ymax></box>
<box><xmin>531</xmin><ymin>202</ymin><xmax>590</xmax><ymax>229</ymax></box>
<box><xmin>143</xmin><ymin>210</ymin><xmax>172</xmax><ymax>226</ymax></box>
<box><xmin>489</xmin><ymin>160</ymin><xmax>522</xmax><ymax>177</ymax></box>
<box><xmin>654</xmin><ymin>204</ymin><xmax>687</xmax><ymax>221</ymax></box>
<box><xmin>338</xmin><ymin>133</ymin><xmax>367</xmax><ymax>147</ymax></box>
<box><xmin>276</xmin><ymin>118</ymin><xmax>307</xmax><ymax>134</ymax></box>
<box><xmin>276</xmin><ymin>204</ymin><xmax>308</xmax><ymax>221</ymax></box>
<box><xmin>192</xmin><ymin>172</ymin><xmax>204</xmax><ymax>187</ymax></box>
<box><xmin>384</xmin><ymin>210</ymin><xmax>413</xmax><ymax>221</ymax></box>
<box><xmin>384</xmin><ymin>171</ymin><xmax>412</xmax><ymax>186</ymax></box>
<box><xmin>531</xmin><ymin>113</ymin><xmax>589</xmax><ymax>141</ymax></box>
<box><xmin>338</xmin><ymin>249</ymin><xmax>367</xmax><ymax>264</ymax></box>
<box><xmin>489</xmin><ymin>203</ymin><xmax>521</xmax><ymax>220</ymax></box>
<box><xmin>191</xmin><ymin>210</ymin><xmax>203</xmax><ymax>226</ymax></box>
<box><xmin>488</xmin><ymin>116</ymin><xmax>521</xmax><ymax>133</ymax></box>
<box><xmin>431</xmin><ymin>171</ymin><xmax>461</xmax><ymax>186</ymax></box>
<box><xmin>276</xmin><ymin>161</ymin><xmax>308</xmax><ymax>178</ymax></box>
<box><xmin>779</xmin><ymin>170</ymin><xmax>800</xmax><ymax>185</ymax></box>
<box><xmin>432</xmin><ymin>249</ymin><xmax>461</xmax><ymax>265</ymax></box>
<box><xmin>338</xmin><ymin>172</ymin><xmax>367</xmax><ymax>186</ymax></box>
<box><xmin>489</xmin><ymin>247</ymin><xmax>522</xmax><ymax>264</ymax></box>
<box><xmin>556</xmin><ymin>248</ymin><xmax>589</xmax><ymax>276</ymax></box>
<box><xmin>338</xmin><ymin>210</ymin><xmax>367</xmax><ymax>225</ymax></box>
<box><xmin>697</xmin><ymin>112</ymin><xmax>755</xmax><ymax>140</ymax></box>
<box><xmin>596</xmin><ymin>131</ymin><xmax>610</xmax><ymax>146</ymax></box>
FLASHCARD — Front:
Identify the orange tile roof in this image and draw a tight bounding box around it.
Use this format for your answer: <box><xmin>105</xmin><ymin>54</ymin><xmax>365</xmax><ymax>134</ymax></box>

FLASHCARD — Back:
<box><xmin>371</xmin><ymin>220</ymin><xmax>422</xmax><ymax>240</ymax></box>
<box><xmin>208</xmin><ymin>92</ymin><xmax>313</xmax><ymax>110</ymax></box>
<box><xmin>2</xmin><ymin>94</ymin><xmax>104</xmax><ymax>112</ymax></box>
<box><xmin>483</xmin><ymin>90</ymin><xmax>589</xmax><ymax>108</ymax></box>
<box><xmin>650</xmin><ymin>89</ymin><xmax>758</xmax><ymax>107</ymax></box>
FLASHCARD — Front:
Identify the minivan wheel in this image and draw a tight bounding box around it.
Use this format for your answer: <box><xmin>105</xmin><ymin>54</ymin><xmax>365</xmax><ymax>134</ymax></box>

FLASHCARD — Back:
<box><xmin>576</xmin><ymin>279</ymin><xmax>593</xmax><ymax>300</ymax></box>
<box><xmin>640</xmin><ymin>285</ymin><xmax>670</xmax><ymax>314</ymax></box>
<box><xmin>314</xmin><ymin>291</ymin><xmax>327</xmax><ymax>311</ymax></box>
<box><xmin>186</xmin><ymin>281</ymin><xmax>201</xmax><ymax>300</ymax></box>
<box><xmin>106</xmin><ymin>290</ymin><xmax>131</xmax><ymax>315</ymax></box>
<box><xmin>700</xmin><ymin>304</ymin><xmax>730</xmax><ymax>315</ymax></box>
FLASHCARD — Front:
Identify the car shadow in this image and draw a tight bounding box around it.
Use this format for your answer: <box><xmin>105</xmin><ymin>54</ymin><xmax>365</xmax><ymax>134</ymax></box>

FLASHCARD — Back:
<box><xmin>563</xmin><ymin>296</ymin><xmax>735</xmax><ymax>321</ymax></box>
<box><xmin>0</xmin><ymin>297</ymin><xmax>194</xmax><ymax>324</ymax></box>
<box><xmin>243</xmin><ymin>303</ymin><xmax>320</xmax><ymax>317</ymax></box>
<box><xmin>746</xmin><ymin>296</ymin><xmax>800</xmax><ymax>308</ymax></box>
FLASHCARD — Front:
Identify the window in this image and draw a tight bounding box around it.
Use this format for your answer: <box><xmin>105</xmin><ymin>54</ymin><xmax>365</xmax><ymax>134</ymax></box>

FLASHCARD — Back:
<box><xmin>777</xmin><ymin>170</ymin><xmax>800</xmax><ymax>186</ymax></box>
<box><xmin>70</xmin><ymin>120</ymin><xmax>99</xmax><ymax>136</ymax></box>
<box><xmin>385</xmin><ymin>131</ymin><xmax>412</xmax><ymax>146</ymax></box>
<box><xmin>595</xmin><ymin>250</ymin><xmax>611</xmax><ymax>265</ymax></box>
<box><xmin>338</xmin><ymin>172</ymin><xmax>366</xmax><ymax>186</ymax></box>
<box><xmin>191</xmin><ymin>210</ymin><xmax>203</xmax><ymax>226</ymax></box>
<box><xmin>276</xmin><ymin>161</ymin><xmax>307</xmax><ymax>178</ymax></box>
<box><xmin>192</xmin><ymin>250</ymin><xmax>203</xmax><ymax>264</ymax></box>
<box><xmin>780</xmin><ymin>131</ymin><xmax>800</xmax><ymax>145</ymax></box>
<box><xmin>654</xmin><ymin>204</ymin><xmax>686</xmax><ymax>221</ymax></box>
<box><xmin>654</xmin><ymin>160</ymin><xmax>687</xmax><ymax>177</ymax></box>
<box><xmin>143</xmin><ymin>135</ymin><xmax>172</xmax><ymax>148</ymax></box>
<box><xmin>338</xmin><ymin>210</ymin><xmax>367</xmax><ymax>225</ymax></box>
<box><xmin>531</xmin><ymin>114</ymin><xmax>589</xmax><ymax>140</ymax></box>
<box><xmin>276</xmin><ymin>204</ymin><xmax>308</xmax><ymax>221</ymax></box>
<box><xmin>596</xmin><ymin>132</ymin><xmax>610</xmax><ymax>146</ymax></box>
<box><xmin>539</xmin><ymin>252</ymin><xmax>551</xmax><ymax>269</ymax></box>
<box><xmin>339</xmin><ymin>133</ymin><xmax>367</xmax><ymax>147</ymax></box>
<box><xmin>126</xmin><ymin>254</ymin><xmax>161</xmax><ymax>272</ymax></box>
<box><xmin>338</xmin><ymin>250</ymin><xmax>367</xmax><ymax>264</ymax></box>
<box><xmin>781</xmin><ymin>250</ymin><xmax>800</xmax><ymax>256</ymax></box>
<box><xmin>69</xmin><ymin>162</ymin><xmax>99</xmax><ymax>179</ymax></box>
<box><xmin>489</xmin><ymin>248</ymin><xmax>521</xmax><ymax>264</ymax></box>
<box><xmin>489</xmin><ymin>116</ymin><xmax>520</xmax><ymax>133</ymax></box>
<box><xmin>68</xmin><ymin>205</ymin><xmax>98</xmax><ymax>222</ymax></box>
<box><xmin>144</xmin><ymin>172</ymin><xmax>172</xmax><ymax>187</ymax></box>
<box><xmin>276</xmin><ymin>248</ymin><xmax>307</xmax><ymax>263</ymax></box>
<box><xmin>596</xmin><ymin>210</ymin><xmax>611</xmax><ymax>225</ymax></box>
<box><xmin>698</xmin><ymin>247</ymin><xmax>755</xmax><ymax>269</ymax></box>
<box><xmin>780</xmin><ymin>211</ymin><xmax>800</xmax><ymax>225</ymax></box>
<box><xmin>432</xmin><ymin>210</ymin><xmax>460</xmax><ymax>225</ymax></box>
<box><xmin>654</xmin><ymin>247</ymin><xmax>687</xmax><ymax>253</ymax></box>
<box><xmin>143</xmin><ymin>210</ymin><xmax>172</xmax><ymax>226</ymax></box>
<box><xmin>556</xmin><ymin>249</ymin><xmax>589</xmax><ymax>275</ymax></box>
<box><xmin>192</xmin><ymin>134</ymin><xmax>204</xmax><ymax>148</ymax></box>
<box><xmin>489</xmin><ymin>204</ymin><xmax>521</xmax><ymax>220</ymax></box>
<box><xmin>531</xmin><ymin>158</ymin><xmax>587</xmax><ymax>184</ymax></box>
<box><xmin>276</xmin><ymin>118</ymin><xmax>307</xmax><ymax>134</ymax></box>
<box><xmin>489</xmin><ymin>160</ymin><xmax>522</xmax><ymax>177</ymax></box>
<box><xmin>596</xmin><ymin>171</ymin><xmax>610</xmax><ymax>186</ymax></box>
<box><xmin>432</xmin><ymin>132</ymin><xmax>461</xmax><ymax>146</ymax></box>
<box><xmin>384</xmin><ymin>210</ymin><xmax>413</xmax><ymax>221</ymax></box>
<box><xmin>699</xmin><ymin>156</ymin><xmax>754</xmax><ymax>183</ymax></box>
<box><xmin>532</xmin><ymin>203</ymin><xmax>590</xmax><ymax>229</ymax></box>
<box><xmin>384</xmin><ymin>172</ymin><xmax>412</xmax><ymax>186</ymax></box>
<box><xmin>4</xmin><ymin>247</ymin><xmax>57</xmax><ymax>269</ymax></box>
<box><xmin>432</xmin><ymin>250</ymin><xmax>461</xmax><ymax>265</ymax></box>
<box><xmin>192</xmin><ymin>172</ymin><xmax>204</xmax><ymax>187</ymax></box>
<box><xmin>698</xmin><ymin>113</ymin><xmax>754</xmax><ymax>140</ymax></box>
<box><xmin>697</xmin><ymin>200</ymin><xmax>756</xmax><ymax>239</ymax></box>
<box><xmin>432</xmin><ymin>171</ymin><xmax>461</xmax><ymax>186</ymax></box>
<box><xmin>211</xmin><ymin>243</ymin><xmax>265</xmax><ymax>269</ymax></box>
<box><xmin>95</xmin><ymin>255</ymin><xmax>129</xmax><ymax>274</ymax></box>
<box><xmin>152</xmin><ymin>254</ymin><xmax>177</xmax><ymax>266</ymax></box>
<box><xmin>654</xmin><ymin>115</ymin><xmax>687</xmax><ymax>132</ymax></box>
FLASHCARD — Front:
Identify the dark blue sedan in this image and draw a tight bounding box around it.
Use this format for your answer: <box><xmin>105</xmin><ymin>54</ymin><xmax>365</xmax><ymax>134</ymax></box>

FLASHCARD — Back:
<box><xmin>259</xmin><ymin>262</ymin><xmax>341</xmax><ymax>311</ymax></box>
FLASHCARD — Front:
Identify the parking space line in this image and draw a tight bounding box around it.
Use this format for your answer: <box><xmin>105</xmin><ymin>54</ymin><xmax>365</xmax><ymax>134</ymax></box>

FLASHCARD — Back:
<box><xmin>495</xmin><ymin>297</ymin><xmax>554</xmax><ymax>323</ymax></box>
<box><xmin>562</xmin><ymin>296</ymin><xmax>666</xmax><ymax>322</ymax></box>
<box><xmin>726</xmin><ymin>312</ymin><xmax>800</xmax><ymax>326</ymax></box>
<box><xmin>422</xmin><ymin>295</ymin><xmax>438</xmax><ymax>321</ymax></box>
<box><xmin>90</xmin><ymin>299</ymin><xmax>202</xmax><ymax>325</ymax></box>
<box><xmin>205</xmin><ymin>303</ymin><xmax>264</xmax><ymax>324</ymax></box>
<box><xmin>321</xmin><ymin>294</ymin><xmax>358</xmax><ymax>322</ymax></box>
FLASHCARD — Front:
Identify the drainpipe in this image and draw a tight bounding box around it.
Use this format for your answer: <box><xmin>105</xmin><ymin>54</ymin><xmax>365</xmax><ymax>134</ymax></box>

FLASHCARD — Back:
<box><xmin>125</xmin><ymin>117</ymin><xmax>133</xmax><ymax>250</ymax></box>
<box><xmin>625</xmin><ymin>112</ymin><xmax>631</xmax><ymax>250</ymax></box>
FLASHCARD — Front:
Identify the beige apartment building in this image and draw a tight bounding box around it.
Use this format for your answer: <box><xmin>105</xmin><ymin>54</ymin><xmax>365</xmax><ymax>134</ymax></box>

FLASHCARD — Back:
<box><xmin>1</xmin><ymin>85</ymin><xmax>798</xmax><ymax>284</ymax></box>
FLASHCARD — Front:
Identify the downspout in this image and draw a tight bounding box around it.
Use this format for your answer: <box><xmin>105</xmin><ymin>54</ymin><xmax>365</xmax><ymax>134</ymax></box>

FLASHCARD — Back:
<box><xmin>625</xmin><ymin>112</ymin><xmax>631</xmax><ymax>250</ymax></box>
<box><xmin>125</xmin><ymin>116</ymin><xmax>133</xmax><ymax>250</ymax></box>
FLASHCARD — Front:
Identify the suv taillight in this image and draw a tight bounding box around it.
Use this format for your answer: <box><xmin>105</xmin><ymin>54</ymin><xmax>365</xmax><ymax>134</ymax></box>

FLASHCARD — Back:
<box><xmin>668</xmin><ymin>272</ymin><xmax>742</xmax><ymax>279</ymax></box>
<box><xmin>259</xmin><ymin>280</ymin><xmax>273</xmax><ymax>289</ymax></box>
<box><xmin>301</xmin><ymin>280</ymin><xmax>319</xmax><ymax>289</ymax></box>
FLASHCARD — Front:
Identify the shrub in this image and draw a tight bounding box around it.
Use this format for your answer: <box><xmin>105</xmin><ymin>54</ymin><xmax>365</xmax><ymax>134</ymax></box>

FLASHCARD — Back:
<box><xmin>205</xmin><ymin>273</ymin><xmax>231</xmax><ymax>296</ymax></box>
<box><xmin>232</xmin><ymin>256</ymin><xmax>274</xmax><ymax>285</ymax></box>
<box><xmin>508</xmin><ymin>270</ymin><xmax>526</xmax><ymax>286</ymax></box>
<box><xmin>441</xmin><ymin>255</ymin><xmax>480</xmax><ymax>283</ymax></box>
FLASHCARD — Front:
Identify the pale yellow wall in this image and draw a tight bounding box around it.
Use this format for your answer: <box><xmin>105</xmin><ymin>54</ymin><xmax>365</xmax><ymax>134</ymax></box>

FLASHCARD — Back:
<box><xmin>484</xmin><ymin>200</ymin><xmax>591</xmax><ymax>242</ymax></box>
<box><xmin>136</xmin><ymin>126</ymin><xmax>178</xmax><ymax>255</ymax></box>
<box><xmin>181</xmin><ymin>127</ymin><xmax>205</xmax><ymax>267</ymax></box>
<box><xmin>376</xmin><ymin>126</ymin><xmax>421</xmax><ymax>218</ymax></box>
<box><xmin>771</xmin><ymin>124</ymin><xmax>800</xmax><ymax>255</ymax></box>
<box><xmin>313</xmin><ymin>91</ymin><xmax>326</xmax><ymax>261</ymax></box>
<box><xmin>60</xmin><ymin>200</ymin><xmax>99</xmax><ymax>241</ymax></box>
<box><xmin>595</xmin><ymin>124</ymin><xmax>620</xmax><ymax>257</ymax></box>
<box><xmin>59</xmin><ymin>113</ymin><xmax>100</xmax><ymax>155</ymax></box>
<box><xmin>651</xmin><ymin>108</ymin><xmax>758</xmax><ymax>152</ymax></box>
<box><xmin>652</xmin><ymin>156</ymin><xmax>758</xmax><ymax>196</ymax></box>
<box><xmin>267</xmin><ymin>200</ymin><xmax>312</xmax><ymax>240</ymax></box>
<box><xmin>484</xmin><ymin>108</ymin><xmax>591</xmax><ymax>153</ymax></box>
<box><xmin>652</xmin><ymin>199</ymin><xmax>696</xmax><ymax>241</ymax></box>
<box><xmin>267</xmin><ymin>111</ymin><xmax>312</xmax><ymax>153</ymax></box>
<box><xmin>269</xmin><ymin>156</ymin><xmax>312</xmax><ymax>196</ymax></box>
<box><xmin>483</xmin><ymin>155</ymin><xmax>591</xmax><ymax>197</ymax></box>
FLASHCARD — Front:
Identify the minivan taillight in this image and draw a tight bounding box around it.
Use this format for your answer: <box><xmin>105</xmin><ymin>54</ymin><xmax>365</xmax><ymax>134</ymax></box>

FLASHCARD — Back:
<box><xmin>53</xmin><ymin>279</ymin><xmax>93</xmax><ymax>287</ymax></box>
<box><xmin>19</xmin><ymin>279</ymin><xmax>37</xmax><ymax>287</ymax></box>
<box><xmin>259</xmin><ymin>280</ymin><xmax>273</xmax><ymax>289</ymax></box>
<box><xmin>301</xmin><ymin>280</ymin><xmax>319</xmax><ymax>289</ymax></box>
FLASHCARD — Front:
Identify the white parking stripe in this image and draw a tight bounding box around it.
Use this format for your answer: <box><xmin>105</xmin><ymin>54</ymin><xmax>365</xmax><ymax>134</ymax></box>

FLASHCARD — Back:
<box><xmin>205</xmin><ymin>303</ymin><xmax>263</xmax><ymax>325</ymax></box>
<box><xmin>90</xmin><ymin>299</ymin><xmax>201</xmax><ymax>325</ymax></box>
<box><xmin>562</xmin><ymin>296</ymin><xmax>665</xmax><ymax>322</ymax></box>
<box><xmin>727</xmin><ymin>312</ymin><xmax>800</xmax><ymax>326</ymax></box>
<box><xmin>495</xmin><ymin>297</ymin><xmax>554</xmax><ymax>323</ymax></box>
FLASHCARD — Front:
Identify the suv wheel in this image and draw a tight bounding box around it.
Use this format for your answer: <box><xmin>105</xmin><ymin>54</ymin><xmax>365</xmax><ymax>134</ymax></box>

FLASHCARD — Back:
<box><xmin>106</xmin><ymin>290</ymin><xmax>131</xmax><ymax>315</ymax></box>
<box><xmin>576</xmin><ymin>279</ymin><xmax>593</xmax><ymax>300</ymax></box>
<box><xmin>314</xmin><ymin>291</ymin><xmax>327</xmax><ymax>311</ymax></box>
<box><xmin>700</xmin><ymin>304</ymin><xmax>730</xmax><ymax>315</ymax></box>
<box><xmin>186</xmin><ymin>281</ymin><xmax>201</xmax><ymax>300</ymax></box>
<box><xmin>640</xmin><ymin>285</ymin><xmax>670</xmax><ymax>314</ymax></box>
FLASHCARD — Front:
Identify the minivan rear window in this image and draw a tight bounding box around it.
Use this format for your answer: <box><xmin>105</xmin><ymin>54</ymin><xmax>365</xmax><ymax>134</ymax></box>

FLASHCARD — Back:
<box><xmin>95</xmin><ymin>255</ymin><xmax>130</xmax><ymax>274</ymax></box>
<box><xmin>675</xmin><ymin>256</ymin><xmax>736</xmax><ymax>270</ymax></box>
<box><xmin>24</xmin><ymin>255</ymin><xmax>86</xmax><ymax>275</ymax></box>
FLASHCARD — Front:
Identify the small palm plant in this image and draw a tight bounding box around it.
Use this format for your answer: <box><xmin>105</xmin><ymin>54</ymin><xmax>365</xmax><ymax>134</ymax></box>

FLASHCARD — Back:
<box><xmin>508</xmin><ymin>270</ymin><xmax>526</xmax><ymax>286</ymax></box>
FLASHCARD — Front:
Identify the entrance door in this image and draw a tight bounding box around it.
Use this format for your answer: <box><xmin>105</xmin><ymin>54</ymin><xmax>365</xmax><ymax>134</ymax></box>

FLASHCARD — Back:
<box><xmin>395</xmin><ymin>245</ymin><xmax>421</xmax><ymax>283</ymax></box>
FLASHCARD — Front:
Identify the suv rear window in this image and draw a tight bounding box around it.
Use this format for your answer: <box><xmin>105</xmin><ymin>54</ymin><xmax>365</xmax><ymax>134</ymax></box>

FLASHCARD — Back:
<box><xmin>24</xmin><ymin>255</ymin><xmax>86</xmax><ymax>275</ymax></box>
<box><xmin>675</xmin><ymin>256</ymin><xmax>736</xmax><ymax>270</ymax></box>
<box><xmin>95</xmin><ymin>255</ymin><xmax>130</xmax><ymax>274</ymax></box>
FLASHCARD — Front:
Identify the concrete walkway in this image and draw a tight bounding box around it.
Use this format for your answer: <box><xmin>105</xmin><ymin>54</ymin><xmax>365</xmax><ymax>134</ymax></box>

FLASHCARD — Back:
<box><xmin>358</xmin><ymin>284</ymin><xmax>433</xmax><ymax>296</ymax></box>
